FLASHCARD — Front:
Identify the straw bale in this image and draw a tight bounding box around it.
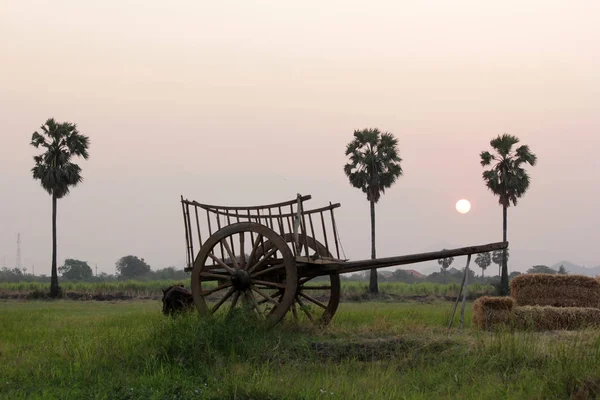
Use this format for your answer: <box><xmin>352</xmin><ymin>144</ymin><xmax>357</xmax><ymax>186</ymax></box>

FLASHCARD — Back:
<box><xmin>513</xmin><ymin>306</ymin><xmax>600</xmax><ymax>331</ymax></box>
<box><xmin>472</xmin><ymin>296</ymin><xmax>515</xmax><ymax>330</ymax></box>
<box><xmin>510</xmin><ymin>274</ymin><xmax>600</xmax><ymax>308</ymax></box>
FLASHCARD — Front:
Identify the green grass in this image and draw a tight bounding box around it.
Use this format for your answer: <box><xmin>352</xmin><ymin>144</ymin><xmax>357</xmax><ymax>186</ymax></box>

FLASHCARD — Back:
<box><xmin>1</xmin><ymin>300</ymin><xmax>599</xmax><ymax>399</ymax></box>
<box><xmin>0</xmin><ymin>280</ymin><xmax>495</xmax><ymax>300</ymax></box>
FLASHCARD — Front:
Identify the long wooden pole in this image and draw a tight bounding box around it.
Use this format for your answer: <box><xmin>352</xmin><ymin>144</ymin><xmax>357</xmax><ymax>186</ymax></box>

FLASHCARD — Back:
<box><xmin>300</xmin><ymin>241</ymin><xmax>507</xmax><ymax>277</ymax></box>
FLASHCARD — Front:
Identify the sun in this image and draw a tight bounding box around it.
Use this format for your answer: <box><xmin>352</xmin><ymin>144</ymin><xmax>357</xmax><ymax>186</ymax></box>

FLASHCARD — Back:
<box><xmin>456</xmin><ymin>199</ymin><xmax>471</xmax><ymax>214</ymax></box>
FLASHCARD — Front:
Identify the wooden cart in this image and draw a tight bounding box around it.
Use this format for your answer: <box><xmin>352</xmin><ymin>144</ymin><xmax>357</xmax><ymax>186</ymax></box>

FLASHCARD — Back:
<box><xmin>181</xmin><ymin>194</ymin><xmax>507</xmax><ymax>326</ymax></box>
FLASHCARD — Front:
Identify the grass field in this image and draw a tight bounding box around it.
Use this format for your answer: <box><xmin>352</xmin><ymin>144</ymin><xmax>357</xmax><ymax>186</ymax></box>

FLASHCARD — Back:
<box><xmin>0</xmin><ymin>280</ymin><xmax>495</xmax><ymax>300</ymax></box>
<box><xmin>1</xmin><ymin>299</ymin><xmax>600</xmax><ymax>399</ymax></box>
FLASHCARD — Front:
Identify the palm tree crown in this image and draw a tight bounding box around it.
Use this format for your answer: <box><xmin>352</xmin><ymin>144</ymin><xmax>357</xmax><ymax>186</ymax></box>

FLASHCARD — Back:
<box><xmin>480</xmin><ymin>134</ymin><xmax>537</xmax><ymax>207</ymax></box>
<box><xmin>343</xmin><ymin>128</ymin><xmax>403</xmax><ymax>203</ymax></box>
<box><xmin>31</xmin><ymin>118</ymin><xmax>90</xmax><ymax>198</ymax></box>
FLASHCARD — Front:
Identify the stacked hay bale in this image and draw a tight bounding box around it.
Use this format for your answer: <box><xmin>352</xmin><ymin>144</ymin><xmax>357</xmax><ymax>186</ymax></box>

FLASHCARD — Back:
<box><xmin>472</xmin><ymin>296</ymin><xmax>515</xmax><ymax>330</ymax></box>
<box><xmin>510</xmin><ymin>274</ymin><xmax>600</xmax><ymax>308</ymax></box>
<box><xmin>472</xmin><ymin>274</ymin><xmax>600</xmax><ymax>331</ymax></box>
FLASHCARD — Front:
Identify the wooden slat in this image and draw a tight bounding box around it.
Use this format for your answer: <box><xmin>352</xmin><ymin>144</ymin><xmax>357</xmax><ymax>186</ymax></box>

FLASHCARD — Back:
<box><xmin>181</xmin><ymin>195</ymin><xmax>312</xmax><ymax>211</ymax></box>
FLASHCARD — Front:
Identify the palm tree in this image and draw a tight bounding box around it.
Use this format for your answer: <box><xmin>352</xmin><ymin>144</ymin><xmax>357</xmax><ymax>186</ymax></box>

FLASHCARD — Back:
<box><xmin>31</xmin><ymin>118</ymin><xmax>90</xmax><ymax>297</ymax></box>
<box><xmin>491</xmin><ymin>248</ymin><xmax>509</xmax><ymax>277</ymax></box>
<box><xmin>437</xmin><ymin>253</ymin><xmax>454</xmax><ymax>283</ymax></box>
<box><xmin>480</xmin><ymin>134</ymin><xmax>536</xmax><ymax>295</ymax></box>
<box><xmin>474</xmin><ymin>252</ymin><xmax>491</xmax><ymax>278</ymax></box>
<box><xmin>344</xmin><ymin>128</ymin><xmax>403</xmax><ymax>293</ymax></box>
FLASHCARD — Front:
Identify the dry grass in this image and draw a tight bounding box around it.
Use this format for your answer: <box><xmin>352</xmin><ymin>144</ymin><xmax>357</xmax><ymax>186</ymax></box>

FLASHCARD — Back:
<box><xmin>510</xmin><ymin>274</ymin><xmax>600</xmax><ymax>308</ymax></box>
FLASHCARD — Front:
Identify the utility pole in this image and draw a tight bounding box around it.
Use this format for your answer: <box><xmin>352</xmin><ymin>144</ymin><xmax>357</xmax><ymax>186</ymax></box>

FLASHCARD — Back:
<box><xmin>32</xmin><ymin>264</ymin><xmax>35</xmax><ymax>276</ymax></box>
<box><xmin>95</xmin><ymin>264</ymin><xmax>98</xmax><ymax>277</ymax></box>
<box><xmin>16</xmin><ymin>233</ymin><xmax>22</xmax><ymax>271</ymax></box>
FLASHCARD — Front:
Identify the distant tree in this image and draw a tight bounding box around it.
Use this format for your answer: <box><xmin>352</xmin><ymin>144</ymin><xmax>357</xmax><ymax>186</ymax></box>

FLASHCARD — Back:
<box><xmin>58</xmin><ymin>259</ymin><xmax>93</xmax><ymax>281</ymax></box>
<box><xmin>492</xmin><ymin>248</ymin><xmax>510</xmax><ymax>277</ymax></box>
<box><xmin>390</xmin><ymin>269</ymin><xmax>419</xmax><ymax>284</ymax></box>
<box><xmin>115</xmin><ymin>256</ymin><xmax>151</xmax><ymax>279</ymax></box>
<box><xmin>480</xmin><ymin>134</ymin><xmax>537</xmax><ymax>295</ymax></box>
<box><xmin>437</xmin><ymin>252</ymin><xmax>454</xmax><ymax>283</ymax></box>
<box><xmin>31</xmin><ymin>118</ymin><xmax>90</xmax><ymax>297</ymax></box>
<box><xmin>558</xmin><ymin>265</ymin><xmax>568</xmax><ymax>275</ymax></box>
<box><xmin>527</xmin><ymin>265</ymin><xmax>556</xmax><ymax>274</ymax></box>
<box><xmin>343</xmin><ymin>128</ymin><xmax>403</xmax><ymax>294</ymax></box>
<box><xmin>474</xmin><ymin>252</ymin><xmax>492</xmax><ymax>278</ymax></box>
<box><xmin>509</xmin><ymin>271</ymin><xmax>522</xmax><ymax>280</ymax></box>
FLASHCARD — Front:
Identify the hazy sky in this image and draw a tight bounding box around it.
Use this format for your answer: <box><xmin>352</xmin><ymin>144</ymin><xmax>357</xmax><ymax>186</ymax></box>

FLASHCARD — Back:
<box><xmin>1</xmin><ymin>0</ymin><xmax>599</xmax><ymax>276</ymax></box>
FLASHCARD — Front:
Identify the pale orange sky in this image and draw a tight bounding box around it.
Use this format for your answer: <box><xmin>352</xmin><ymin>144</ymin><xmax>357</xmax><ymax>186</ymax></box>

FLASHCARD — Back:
<box><xmin>1</xmin><ymin>0</ymin><xmax>599</xmax><ymax>275</ymax></box>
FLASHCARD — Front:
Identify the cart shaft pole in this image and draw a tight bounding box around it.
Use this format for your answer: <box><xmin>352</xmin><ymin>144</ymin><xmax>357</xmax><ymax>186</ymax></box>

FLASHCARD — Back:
<box><xmin>299</xmin><ymin>241</ymin><xmax>508</xmax><ymax>277</ymax></box>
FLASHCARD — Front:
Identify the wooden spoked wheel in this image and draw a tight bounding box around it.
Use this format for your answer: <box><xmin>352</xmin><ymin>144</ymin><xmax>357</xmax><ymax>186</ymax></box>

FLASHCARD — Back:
<box><xmin>257</xmin><ymin>233</ymin><xmax>341</xmax><ymax>325</ymax></box>
<box><xmin>190</xmin><ymin>222</ymin><xmax>297</xmax><ymax>327</ymax></box>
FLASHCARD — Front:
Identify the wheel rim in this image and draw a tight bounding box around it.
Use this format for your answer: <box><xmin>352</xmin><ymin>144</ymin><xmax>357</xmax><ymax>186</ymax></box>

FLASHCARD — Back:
<box><xmin>191</xmin><ymin>222</ymin><xmax>297</xmax><ymax>326</ymax></box>
<box><xmin>255</xmin><ymin>233</ymin><xmax>341</xmax><ymax>325</ymax></box>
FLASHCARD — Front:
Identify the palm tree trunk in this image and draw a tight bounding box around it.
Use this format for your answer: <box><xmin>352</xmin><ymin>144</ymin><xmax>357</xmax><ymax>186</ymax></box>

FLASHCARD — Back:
<box><xmin>369</xmin><ymin>199</ymin><xmax>378</xmax><ymax>293</ymax></box>
<box><xmin>50</xmin><ymin>194</ymin><xmax>60</xmax><ymax>297</ymax></box>
<box><xmin>500</xmin><ymin>205</ymin><xmax>508</xmax><ymax>296</ymax></box>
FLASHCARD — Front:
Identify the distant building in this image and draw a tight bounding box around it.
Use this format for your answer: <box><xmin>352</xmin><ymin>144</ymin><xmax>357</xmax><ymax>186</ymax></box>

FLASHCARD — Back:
<box><xmin>403</xmin><ymin>269</ymin><xmax>425</xmax><ymax>279</ymax></box>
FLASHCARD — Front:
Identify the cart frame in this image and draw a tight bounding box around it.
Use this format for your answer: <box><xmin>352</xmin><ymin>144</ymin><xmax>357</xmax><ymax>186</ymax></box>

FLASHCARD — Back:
<box><xmin>181</xmin><ymin>193</ymin><xmax>507</xmax><ymax>326</ymax></box>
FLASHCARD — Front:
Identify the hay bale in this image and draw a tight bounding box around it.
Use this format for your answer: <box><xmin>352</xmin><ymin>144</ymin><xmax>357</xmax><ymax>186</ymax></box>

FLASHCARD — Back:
<box><xmin>472</xmin><ymin>296</ymin><xmax>515</xmax><ymax>330</ymax></box>
<box><xmin>513</xmin><ymin>306</ymin><xmax>600</xmax><ymax>331</ymax></box>
<box><xmin>510</xmin><ymin>274</ymin><xmax>600</xmax><ymax>308</ymax></box>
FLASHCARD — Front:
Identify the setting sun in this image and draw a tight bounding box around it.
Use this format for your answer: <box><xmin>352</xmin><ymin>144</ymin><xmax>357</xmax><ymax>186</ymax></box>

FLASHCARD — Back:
<box><xmin>456</xmin><ymin>199</ymin><xmax>471</xmax><ymax>214</ymax></box>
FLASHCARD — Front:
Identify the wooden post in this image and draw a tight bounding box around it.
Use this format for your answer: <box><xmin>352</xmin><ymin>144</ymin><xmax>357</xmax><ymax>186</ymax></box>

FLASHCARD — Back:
<box><xmin>459</xmin><ymin>254</ymin><xmax>472</xmax><ymax>329</ymax></box>
<box><xmin>294</xmin><ymin>193</ymin><xmax>302</xmax><ymax>254</ymax></box>
<box><xmin>448</xmin><ymin>254</ymin><xmax>471</xmax><ymax>329</ymax></box>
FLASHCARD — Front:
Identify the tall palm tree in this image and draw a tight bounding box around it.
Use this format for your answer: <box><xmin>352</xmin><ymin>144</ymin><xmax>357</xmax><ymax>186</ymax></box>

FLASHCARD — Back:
<box><xmin>344</xmin><ymin>128</ymin><xmax>403</xmax><ymax>293</ymax></box>
<box><xmin>31</xmin><ymin>118</ymin><xmax>90</xmax><ymax>297</ymax></box>
<box><xmin>474</xmin><ymin>252</ymin><xmax>491</xmax><ymax>278</ymax></box>
<box><xmin>480</xmin><ymin>134</ymin><xmax>536</xmax><ymax>295</ymax></box>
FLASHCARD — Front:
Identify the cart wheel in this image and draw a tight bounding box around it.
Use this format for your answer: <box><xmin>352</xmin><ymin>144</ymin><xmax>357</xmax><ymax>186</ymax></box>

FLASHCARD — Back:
<box><xmin>253</xmin><ymin>233</ymin><xmax>341</xmax><ymax>325</ymax></box>
<box><xmin>190</xmin><ymin>222</ymin><xmax>297</xmax><ymax>327</ymax></box>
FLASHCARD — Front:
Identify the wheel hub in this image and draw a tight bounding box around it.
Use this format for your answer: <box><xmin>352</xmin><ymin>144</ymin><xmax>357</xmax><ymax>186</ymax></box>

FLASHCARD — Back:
<box><xmin>231</xmin><ymin>269</ymin><xmax>252</xmax><ymax>290</ymax></box>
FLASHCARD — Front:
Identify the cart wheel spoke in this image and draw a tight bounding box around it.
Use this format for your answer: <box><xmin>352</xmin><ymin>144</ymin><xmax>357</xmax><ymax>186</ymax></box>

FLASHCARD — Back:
<box><xmin>208</xmin><ymin>253</ymin><xmax>236</xmax><ymax>274</ymax></box>
<box><xmin>200</xmin><ymin>271</ymin><xmax>231</xmax><ymax>280</ymax></box>
<box><xmin>299</xmin><ymin>285</ymin><xmax>332</xmax><ymax>290</ymax></box>
<box><xmin>239</xmin><ymin>233</ymin><xmax>246</xmax><ymax>269</ymax></box>
<box><xmin>221</xmin><ymin>239</ymin><xmax>239</xmax><ymax>269</ymax></box>
<box><xmin>230</xmin><ymin>291</ymin><xmax>241</xmax><ymax>311</ymax></box>
<box><xmin>211</xmin><ymin>287</ymin><xmax>236</xmax><ymax>313</ymax></box>
<box><xmin>257</xmin><ymin>290</ymin><xmax>282</xmax><ymax>305</ymax></box>
<box><xmin>298</xmin><ymin>291</ymin><xmax>327</xmax><ymax>309</ymax></box>
<box><xmin>245</xmin><ymin>290</ymin><xmax>264</xmax><ymax>319</ymax></box>
<box><xmin>291</xmin><ymin>302</ymin><xmax>299</xmax><ymax>321</ymax></box>
<box><xmin>251</xmin><ymin>263</ymin><xmax>285</xmax><ymax>279</ymax></box>
<box><xmin>253</xmin><ymin>279</ymin><xmax>287</xmax><ymax>289</ymax></box>
<box><xmin>247</xmin><ymin>247</ymin><xmax>278</xmax><ymax>274</ymax></box>
<box><xmin>201</xmin><ymin>281</ymin><xmax>232</xmax><ymax>296</ymax></box>
<box><xmin>252</xmin><ymin>285</ymin><xmax>279</xmax><ymax>306</ymax></box>
<box><xmin>295</xmin><ymin>296</ymin><xmax>315</xmax><ymax>322</ymax></box>
<box><xmin>246</xmin><ymin>234</ymin><xmax>264</xmax><ymax>269</ymax></box>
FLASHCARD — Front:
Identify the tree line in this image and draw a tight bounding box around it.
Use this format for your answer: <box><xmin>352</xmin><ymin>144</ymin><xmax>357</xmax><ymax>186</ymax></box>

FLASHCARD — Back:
<box><xmin>0</xmin><ymin>256</ymin><xmax>188</xmax><ymax>283</ymax></box>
